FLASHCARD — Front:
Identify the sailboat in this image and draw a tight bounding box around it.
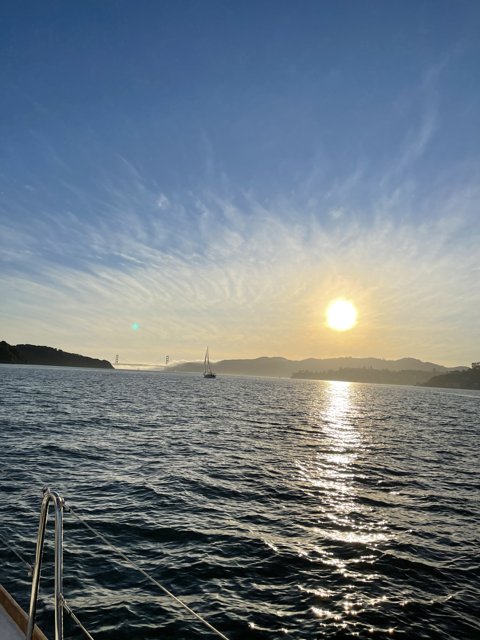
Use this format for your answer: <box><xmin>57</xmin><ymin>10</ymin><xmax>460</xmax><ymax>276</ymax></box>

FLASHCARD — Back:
<box><xmin>203</xmin><ymin>347</ymin><xmax>216</xmax><ymax>378</ymax></box>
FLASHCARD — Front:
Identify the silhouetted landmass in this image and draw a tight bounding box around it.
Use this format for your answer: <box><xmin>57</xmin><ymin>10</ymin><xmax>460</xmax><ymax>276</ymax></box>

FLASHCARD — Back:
<box><xmin>292</xmin><ymin>368</ymin><xmax>441</xmax><ymax>385</ymax></box>
<box><xmin>170</xmin><ymin>356</ymin><xmax>293</xmax><ymax>377</ymax></box>
<box><xmin>0</xmin><ymin>341</ymin><xmax>26</xmax><ymax>364</ymax></box>
<box><xmin>168</xmin><ymin>356</ymin><xmax>463</xmax><ymax>378</ymax></box>
<box><xmin>421</xmin><ymin>366</ymin><xmax>480</xmax><ymax>390</ymax></box>
<box><xmin>0</xmin><ymin>341</ymin><xmax>113</xmax><ymax>369</ymax></box>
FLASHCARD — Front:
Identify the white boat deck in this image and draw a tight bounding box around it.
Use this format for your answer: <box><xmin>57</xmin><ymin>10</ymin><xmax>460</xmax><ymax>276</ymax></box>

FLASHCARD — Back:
<box><xmin>0</xmin><ymin>586</ymin><xmax>47</xmax><ymax>640</ymax></box>
<box><xmin>0</xmin><ymin>603</ymin><xmax>24</xmax><ymax>640</ymax></box>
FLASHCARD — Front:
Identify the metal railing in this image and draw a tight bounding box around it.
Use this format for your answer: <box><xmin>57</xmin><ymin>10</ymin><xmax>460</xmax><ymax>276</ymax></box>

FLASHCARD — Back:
<box><xmin>17</xmin><ymin>487</ymin><xmax>229</xmax><ymax>640</ymax></box>
<box><xmin>26</xmin><ymin>487</ymin><xmax>65</xmax><ymax>640</ymax></box>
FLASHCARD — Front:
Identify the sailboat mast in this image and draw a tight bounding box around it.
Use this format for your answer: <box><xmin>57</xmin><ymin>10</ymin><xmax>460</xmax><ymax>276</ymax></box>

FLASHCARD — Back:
<box><xmin>203</xmin><ymin>346</ymin><xmax>216</xmax><ymax>378</ymax></box>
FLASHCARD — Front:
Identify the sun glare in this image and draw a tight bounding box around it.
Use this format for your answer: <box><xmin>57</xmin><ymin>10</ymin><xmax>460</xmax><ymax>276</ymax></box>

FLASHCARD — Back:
<box><xmin>326</xmin><ymin>299</ymin><xmax>358</xmax><ymax>331</ymax></box>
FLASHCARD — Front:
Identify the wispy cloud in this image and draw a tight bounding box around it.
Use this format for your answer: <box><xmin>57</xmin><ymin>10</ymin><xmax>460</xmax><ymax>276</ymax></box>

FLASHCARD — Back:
<box><xmin>1</xmin><ymin>158</ymin><xmax>479</xmax><ymax>366</ymax></box>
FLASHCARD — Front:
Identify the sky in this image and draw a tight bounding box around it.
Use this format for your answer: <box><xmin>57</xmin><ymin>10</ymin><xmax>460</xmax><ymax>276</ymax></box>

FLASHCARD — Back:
<box><xmin>1</xmin><ymin>0</ymin><xmax>479</xmax><ymax>367</ymax></box>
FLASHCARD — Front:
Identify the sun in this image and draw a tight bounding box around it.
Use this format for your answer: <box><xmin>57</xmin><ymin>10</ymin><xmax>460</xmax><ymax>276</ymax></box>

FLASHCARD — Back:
<box><xmin>326</xmin><ymin>298</ymin><xmax>358</xmax><ymax>331</ymax></box>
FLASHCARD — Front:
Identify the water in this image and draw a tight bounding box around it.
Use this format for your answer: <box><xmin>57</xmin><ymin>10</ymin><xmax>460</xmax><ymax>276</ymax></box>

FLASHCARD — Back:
<box><xmin>0</xmin><ymin>365</ymin><xmax>479</xmax><ymax>639</ymax></box>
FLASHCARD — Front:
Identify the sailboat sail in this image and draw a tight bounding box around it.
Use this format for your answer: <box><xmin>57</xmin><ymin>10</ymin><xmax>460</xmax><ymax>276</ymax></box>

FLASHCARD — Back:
<box><xmin>203</xmin><ymin>347</ymin><xmax>216</xmax><ymax>378</ymax></box>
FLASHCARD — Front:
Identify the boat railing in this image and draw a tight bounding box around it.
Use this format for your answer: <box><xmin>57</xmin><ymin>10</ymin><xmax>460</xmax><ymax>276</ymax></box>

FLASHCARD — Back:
<box><xmin>1</xmin><ymin>487</ymin><xmax>230</xmax><ymax>640</ymax></box>
<box><xmin>26</xmin><ymin>488</ymin><xmax>65</xmax><ymax>640</ymax></box>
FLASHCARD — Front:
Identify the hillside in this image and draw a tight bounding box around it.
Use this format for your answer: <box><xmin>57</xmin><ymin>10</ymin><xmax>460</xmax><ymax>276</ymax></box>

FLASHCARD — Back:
<box><xmin>421</xmin><ymin>367</ymin><xmax>480</xmax><ymax>390</ymax></box>
<box><xmin>168</xmin><ymin>355</ymin><xmax>461</xmax><ymax>378</ymax></box>
<box><xmin>0</xmin><ymin>341</ymin><xmax>113</xmax><ymax>369</ymax></box>
<box><xmin>0</xmin><ymin>341</ymin><xmax>25</xmax><ymax>364</ymax></box>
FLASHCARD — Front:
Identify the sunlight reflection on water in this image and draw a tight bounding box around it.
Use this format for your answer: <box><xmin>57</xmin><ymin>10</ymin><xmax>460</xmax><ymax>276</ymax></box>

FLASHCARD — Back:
<box><xmin>300</xmin><ymin>380</ymin><xmax>361</xmax><ymax>516</ymax></box>
<box><xmin>321</xmin><ymin>381</ymin><xmax>361</xmax><ymax>507</ymax></box>
<box><xmin>296</xmin><ymin>381</ymin><xmax>392</xmax><ymax>630</ymax></box>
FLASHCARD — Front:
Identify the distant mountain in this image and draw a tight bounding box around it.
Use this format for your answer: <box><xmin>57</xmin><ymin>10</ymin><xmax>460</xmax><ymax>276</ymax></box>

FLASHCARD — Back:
<box><xmin>170</xmin><ymin>356</ymin><xmax>294</xmax><ymax>377</ymax></box>
<box><xmin>0</xmin><ymin>341</ymin><xmax>113</xmax><ymax>369</ymax></box>
<box><xmin>168</xmin><ymin>355</ymin><xmax>463</xmax><ymax>378</ymax></box>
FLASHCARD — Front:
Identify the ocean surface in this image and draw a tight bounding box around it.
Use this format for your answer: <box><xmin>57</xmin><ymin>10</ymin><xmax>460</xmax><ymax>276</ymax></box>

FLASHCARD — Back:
<box><xmin>0</xmin><ymin>365</ymin><xmax>479</xmax><ymax>640</ymax></box>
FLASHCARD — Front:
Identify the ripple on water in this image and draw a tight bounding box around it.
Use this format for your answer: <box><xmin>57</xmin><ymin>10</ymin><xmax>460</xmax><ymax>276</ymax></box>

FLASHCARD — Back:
<box><xmin>0</xmin><ymin>366</ymin><xmax>479</xmax><ymax>639</ymax></box>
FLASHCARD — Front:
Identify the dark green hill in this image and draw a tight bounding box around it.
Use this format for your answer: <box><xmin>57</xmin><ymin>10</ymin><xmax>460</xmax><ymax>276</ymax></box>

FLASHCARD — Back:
<box><xmin>0</xmin><ymin>341</ymin><xmax>113</xmax><ymax>369</ymax></box>
<box><xmin>0</xmin><ymin>341</ymin><xmax>26</xmax><ymax>364</ymax></box>
<box><xmin>422</xmin><ymin>367</ymin><xmax>480</xmax><ymax>390</ymax></box>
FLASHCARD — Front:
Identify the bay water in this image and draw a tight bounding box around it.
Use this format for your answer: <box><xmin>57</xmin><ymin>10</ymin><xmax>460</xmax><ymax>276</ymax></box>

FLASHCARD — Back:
<box><xmin>0</xmin><ymin>365</ymin><xmax>479</xmax><ymax>639</ymax></box>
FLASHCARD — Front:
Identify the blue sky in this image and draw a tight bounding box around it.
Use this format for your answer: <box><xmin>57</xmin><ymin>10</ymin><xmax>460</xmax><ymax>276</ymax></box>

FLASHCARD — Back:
<box><xmin>1</xmin><ymin>1</ymin><xmax>479</xmax><ymax>366</ymax></box>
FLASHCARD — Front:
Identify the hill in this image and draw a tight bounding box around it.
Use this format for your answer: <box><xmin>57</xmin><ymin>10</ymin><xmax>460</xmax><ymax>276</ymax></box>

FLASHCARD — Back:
<box><xmin>168</xmin><ymin>355</ymin><xmax>461</xmax><ymax>378</ymax></box>
<box><xmin>0</xmin><ymin>341</ymin><xmax>25</xmax><ymax>364</ymax></box>
<box><xmin>421</xmin><ymin>366</ymin><xmax>480</xmax><ymax>390</ymax></box>
<box><xmin>0</xmin><ymin>341</ymin><xmax>113</xmax><ymax>369</ymax></box>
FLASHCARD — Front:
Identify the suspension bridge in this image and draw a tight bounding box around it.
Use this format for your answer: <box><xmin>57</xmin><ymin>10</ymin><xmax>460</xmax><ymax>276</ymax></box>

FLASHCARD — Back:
<box><xmin>114</xmin><ymin>355</ymin><xmax>170</xmax><ymax>367</ymax></box>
